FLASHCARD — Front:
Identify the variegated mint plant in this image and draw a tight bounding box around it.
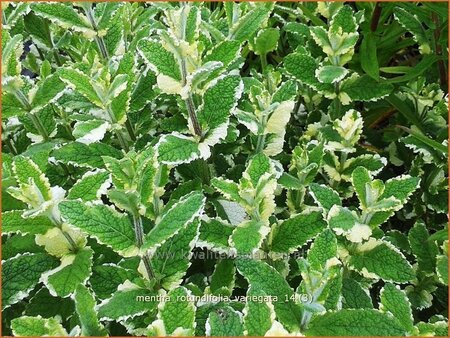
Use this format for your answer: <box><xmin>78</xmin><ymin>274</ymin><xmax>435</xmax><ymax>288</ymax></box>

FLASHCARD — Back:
<box><xmin>1</xmin><ymin>1</ymin><xmax>448</xmax><ymax>337</ymax></box>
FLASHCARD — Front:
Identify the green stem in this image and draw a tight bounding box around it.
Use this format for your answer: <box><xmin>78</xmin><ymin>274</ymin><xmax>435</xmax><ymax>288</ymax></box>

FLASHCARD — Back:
<box><xmin>49</xmin><ymin>214</ymin><xmax>78</xmax><ymax>252</ymax></box>
<box><xmin>132</xmin><ymin>215</ymin><xmax>155</xmax><ymax>280</ymax></box>
<box><xmin>5</xmin><ymin>135</ymin><xmax>18</xmax><ymax>155</ymax></box>
<box><xmin>261</xmin><ymin>53</ymin><xmax>268</xmax><ymax>73</ymax></box>
<box><xmin>255</xmin><ymin>133</ymin><xmax>266</xmax><ymax>153</ymax></box>
<box><xmin>29</xmin><ymin>113</ymin><xmax>50</xmax><ymax>142</ymax></box>
<box><xmin>332</xmin><ymin>83</ymin><xmax>341</xmax><ymax>119</ymax></box>
<box><xmin>125</xmin><ymin>118</ymin><xmax>136</xmax><ymax>141</ymax></box>
<box><xmin>13</xmin><ymin>89</ymin><xmax>51</xmax><ymax>141</ymax></box>
<box><xmin>180</xmin><ymin>57</ymin><xmax>202</xmax><ymax>136</ymax></box>
<box><xmin>82</xmin><ymin>3</ymin><xmax>109</xmax><ymax>60</ymax></box>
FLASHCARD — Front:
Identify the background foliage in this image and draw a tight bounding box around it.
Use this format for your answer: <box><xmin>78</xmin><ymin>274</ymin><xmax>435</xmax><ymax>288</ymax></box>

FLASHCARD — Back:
<box><xmin>1</xmin><ymin>1</ymin><xmax>448</xmax><ymax>336</ymax></box>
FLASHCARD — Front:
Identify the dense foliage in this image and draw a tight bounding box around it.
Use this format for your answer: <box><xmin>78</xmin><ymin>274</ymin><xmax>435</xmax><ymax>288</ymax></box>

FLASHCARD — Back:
<box><xmin>1</xmin><ymin>1</ymin><xmax>448</xmax><ymax>336</ymax></box>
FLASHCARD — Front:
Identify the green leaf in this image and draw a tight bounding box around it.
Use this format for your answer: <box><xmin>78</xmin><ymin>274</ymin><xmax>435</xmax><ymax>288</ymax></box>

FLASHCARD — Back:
<box><xmin>143</xmin><ymin>191</ymin><xmax>205</xmax><ymax>250</ymax></box>
<box><xmin>89</xmin><ymin>264</ymin><xmax>138</xmax><ymax>300</ymax></box>
<box><xmin>2</xmin><ymin>92</ymin><xmax>27</xmax><ymax>119</ymax></box>
<box><xmin>59</xmin><ymin>201</ymin><xmax>138</xmax><ymax>257</ymax></box>
<box><xmin>243</xmin><ymin>287</ymin><xmax>274</xmax><ymax>336</ymax></box>
<box><xmin>74</xmin><ymin>284</ymin><xmax>107</xmax><ymax>336</ymax></box>
<box><xmin>198</xmin><ymin>218</ymin><xmax>234</xmax><ymax>253</ymax></box>
<box><xmin>380</xmin><ymin>174</ymin><xmax>420</xmax><ymax>203</ymax></box>
<box><xmin>2</xmin><ymin>253</ymin><xmax>58</xmax><ymax>309</ymax></box>
<box><xmin>159</xmin><ymin>287</ymin><xmax>196</xmax><ymax>334</ymax></box>
<box><xmin>152</xmin><ymin>220</ymin><xmax>200</xmax><ymax>290</ymax></box>
<box><xmin>349</xmin><ymin>240</ymin><xmax>415</xmax><ymax>282</ymax></box>
<box><xmin>11</xmin><ymin>316</ymin><xmax>68</xmax><ymax>337</ymax></box>
<box><xmin>2</xmin><ymin>234</ymin><xmax>44</xmax><ymax>260</ymax></box>
<box><xmin>197</xmin><ymin>74</ymin><xmax>242</xmax><ymax>132</ymax></box>
<box><xmin>309</xmin><ymin>183</ymin><xmax>341</xmax><ymax>212</ymax></box>
<box><xmin>2</xmin><ymin>33</ymin><xmax>23</xmax><ymax>77</ymax></box>
<box><xmin>210</xmin><ymin>259</ymin><xmax>236</xmax><ymax>297</ymax></box>
<box><xmin>203</xmin><ymin>40</ymin><xmax>241</xmax><ymax>66</ymax></box>
<box><xmin>389</xmin><ymin>56</ymin><xmax>441</xmax><ymax>84</ymax></box>
<box><xmin>44</xmin><ymin>247</ymin><xmax>94</xmax><ymax>298</ymax></box>
<box><xmin>230</xmin><ymin>220</ymin><xmax>268</xmax><ymax>254</ymax></box>
<box><xmin>130</xmin><ymin>70</ymin><xmax>157</xmax><ymax>113</ymax></box>
<box><xmin>284</xmin><ymin>53</ymin><xmax>333</xmax><ymax>92</ymax></box>
<box><xmin>330</xmin><ymin>5</ymin><xmax>357</xmax><ymax>34</ymax></box>
<box><xmin>67</xmin><ymin>169</ymin><xmax>111</xmax><ymax>201</ymax></box>
<box><xmin>236</xmin><ymin>259</ymin><xmax>302</xmax><ymax>331</ymax></box>
<box><xmin>206</xmin><ymin>306</ymin><xmax>244</xmax><ymax>336</ymax></box>
<box><xmin>271</xmin><ymin>211</ymin><xmax>327</xmax><ymax>254</ymax></box>
<box><xmin>51</xmin><ymin>142</ymin><xmax>122</xmax><ymax>168</ymax></box>
<box><xmin>156</xmin><ymin>133</ymin><xmax>201</xmax><ymax>165</ymax></box>
<box><xmin>307</xmin><ymin>229</ymin><xmax>338</xmax><ymax>270</ymax></box>
<box><xmin>328</xmin><ymin>205</ymin><xmax>372</xmax><ymax>243</ymax></box>
<box><xmin>341</xmin><ymin>75</ymin><xmax>394</xmax><ymax>102</ymax></box>
<box><xmin>394</xmin><ymin>7</ymin><xmax>430</xmax><ymax>52</ymax></box>
<box><xmin>26</xmin><ymin>288</ymin><xmax>74</xmax><ymax>319</ymax></box>
<box><xmin>211</xmin><ymin>178</ymin><xmax>242</xmax><ymax>203</ymax></box>
<box><xmin>24</xmin><ymin>12</ymin><xmax>52</xmax><ymax>48</ymax></box>
<box><xmin>399</xmin><ymin>125</ymin><xmax>447</xmax><ymax>156</ymax></box>
<box><xmin>306</xmin><ymin>309</ymin><xmax>406</xmax><ymax>336</ymax></box>
<box><xmin>2</xmin><ymin>210</ymin><xmax>53</xmax><ymax>235</ymax></box>
<box><xmin>252</xmin><ymin>28</ymin><xmax>280</xmax><ymax>55</ymax></box>
<box><xmin>341</xmin><ymin>278</ymin><xmax>373</xmax><ymax>309</ymax></box>
<box><xmin>360</xmin><ymin>32</ymin><xmax>379</xmax><ymax>80</ymax></box>
<box><xmin>72</xmin><ymin>120</ymin><xmax>109</xmax><ymax>144</ymax></box>
<box><xmin>316</xmin><ymin>65</ymin><xmax>348</xmax><ymax>84</ymax></box>
<box><xmin>244</xmin><ymin>152</ymin><xmax>272</xmax><ymax>186</ymax></box>
<box><xmin>31</xmin><ymin>73</ymin><xmax>66</xmax><ymax>111</ymax></box>
<box><xmin>408</xmin><ymin>222</ymin><xmax>439</xmax><ymax>273</ymax></box>
<box><xmin>229</xmin><ymin>3</ymin><xmax>274</xmax><ymax>42</ymax></box>
<box><xmin>436</xmin><ymin>253</ymin><xmax>448</xmax><ymax>285</ymax></box>
<box><xmin>97</xmin><ymin>284</ymin><xmax>158</xmax><ymax>321</ymax></box>
<box><xmin>137</xmin><ymin>39</ymin><xmax>181</xmax><ymax>81</ymax></box>
<box><xmin>380</xmin><ymin>283</ymin><xmax>414</xmax><ymax>333</ymax></box>
<box><xmin>59</xmin><ymin>68</ymin><xmax>103</xmax><ymax>107</ymax></box>
<box><xmin>32</xmin><ymin>3</ymin><xmax>95</xmax><ymax>35</ymax></box>
<box><xmin>12</xmin><ymin>155</ymin><xmax>51</xmax><ymax>201</ymax></box>
<box><xmin>351</xmin><ymin>166</ymin><xmax>373</xmax><ymax>208</ymax></box>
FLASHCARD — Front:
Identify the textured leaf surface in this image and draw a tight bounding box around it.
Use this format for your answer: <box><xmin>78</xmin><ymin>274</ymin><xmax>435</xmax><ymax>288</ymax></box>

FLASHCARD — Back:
<box><xmin>144</xmin><ymin>192</ymin><xmax>204</xmax><ymax>250</ymax></box>
<box><xmin>159</xmin><ymin>287</ymin><xmax>196</xmax><ymax>334</ymax></box>
<box><xmin>59</xmin><ymin>201</ymin><xmax>138</xmax><ymax>257</ymax></box>
<box><xmin>243</xmin><ymin>288</ymin><xmax>274</xmax><ymax>336</ymax></box>
<box><xmin>349</xmin><ymin>241</ymin><xmax>415</xmax><ymax>282</ymax></box>
<box><xmin>67</xmin><ymin>170</ymin><xmax>110</xmax><ymax>201</ymax></box>
<box><xmin>236</xmin><ymin>259</ymin><xmax>301</xmax><ymax>331</ymax></box>
<box><xmin>97</xmin><ymin>286</ymin><xmax>158</xmax><ymax>321</ymax></box>
<box><xmin>380</xmin><ymin>283</ymin><xmax>414</xmax><ymax>332</ymax></box>
<box><xmin>51</xmin><ymin>142</ymin><xmax>122</xmax><ymax>168</ymax></box>
<box><xmin>152</xmin><ymin>220</ymin><xmax>199</xmax><ymax>289</ymax></box>
<box><xmin>157</xmin><ymin>134</ymin><xmax>201</xmax><ymax>165</ymax></box>
<box><xmin>271</xmin><ymin>211</ymin><xmax>326</xmax><ymax>254</ymax></box>
<box><xmin>2</xmin><ymin>253</ymin><xmax>59</xmax><ymax>309</ymax></box>
<box><xmin>74</xmin><ymin>284</ymin><xmax>107</xmax><ymax>336</ymax></box>
<box><xmin>2</xmin><ymin>210</ymin><xmax>53</xmax><ymax>235</ymax></box>
<box><xmin>45</xmin><ymin>247</ymin><xmax>93</xmax><ymax>298</ymax></box>
<box><xmin>206</xmin><ymin>306</ymin><xmax>244</xmax><ymax>336</ymax></box>
<box><xmin>306</xmin><ymin>309</ymin><xmax>406</xmax><ymax>336</ymax></box>
<box><xmin>11</xmin><ymin>316</ymin><xmax>68</xmax><ymax>337</ymax></box>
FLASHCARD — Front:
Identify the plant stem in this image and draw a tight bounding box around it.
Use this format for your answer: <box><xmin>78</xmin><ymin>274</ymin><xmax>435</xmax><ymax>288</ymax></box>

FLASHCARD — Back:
<box><xmin>180</xmin><ymin>57</ymin><xmax>202</xmax><ymax>136</ymax></box>
<box><xmin>132</xmin><ymin>214</ymin><xmax>155</xmax><ymax>280</ymax></box>
<box><xmin>5</xmin><ymin>135</ymin><xmax>18</xmax><ymax>155</ymax></box>
<box><xmin>13</xmin><ymin>89</ymin><xmax>50</xmax><ymax>142</ymax></box>
<box><xmin>260</xmin><ymin>53</ymin><xmax>268</xmax><ymax>74</ymax></box>
<box><xmin>370</xmin><ymin>2</ymin><xmax>382</xmax><ymax>32</ymax></box>
<box><xmin>82</xmin><ymin>3</ymin><xmax>109</xmax><ymax>60</ymax></box>
<box><xmin>49</xmin><ymin>214</ymin><xmax>78</xmax><ymax>252</ymax></box>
